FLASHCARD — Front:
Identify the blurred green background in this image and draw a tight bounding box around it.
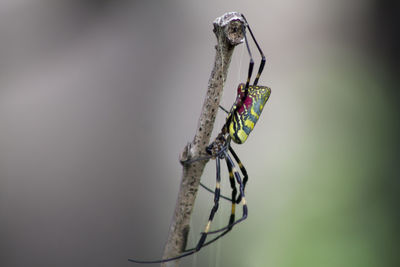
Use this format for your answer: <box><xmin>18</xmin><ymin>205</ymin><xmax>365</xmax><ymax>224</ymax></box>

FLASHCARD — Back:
<box><xmin>0</xmin><ymin>1</ymin><xmax>399</xmax><ymax>267</ymax></box>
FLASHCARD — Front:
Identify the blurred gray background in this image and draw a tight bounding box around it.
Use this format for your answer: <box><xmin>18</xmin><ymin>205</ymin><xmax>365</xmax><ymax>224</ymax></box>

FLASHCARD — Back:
<box><xmin>1</xmin><ymin>1</ymin><xmax>399</xmax><ymax>267</ymax></box>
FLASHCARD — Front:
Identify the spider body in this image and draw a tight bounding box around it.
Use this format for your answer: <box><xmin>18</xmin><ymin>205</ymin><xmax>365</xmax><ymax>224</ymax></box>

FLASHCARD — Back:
<box><xmin>229</xmin><ymin>83</ymin><xmax>271</xmax><ymax>144</ymax></box>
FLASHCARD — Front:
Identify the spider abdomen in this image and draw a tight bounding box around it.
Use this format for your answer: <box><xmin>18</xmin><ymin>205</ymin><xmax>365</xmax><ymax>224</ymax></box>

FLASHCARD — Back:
<box><xmin>229</xmin><ymin>84</ymin><xmax>271</xmax><ymax>144</ymax></box>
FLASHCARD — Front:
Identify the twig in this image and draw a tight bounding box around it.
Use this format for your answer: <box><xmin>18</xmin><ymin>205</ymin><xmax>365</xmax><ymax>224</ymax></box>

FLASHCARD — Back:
<box><xmin>161</xmin><ymin>12</ymin><xmax>245</xmax><ymax>267</ymax></box>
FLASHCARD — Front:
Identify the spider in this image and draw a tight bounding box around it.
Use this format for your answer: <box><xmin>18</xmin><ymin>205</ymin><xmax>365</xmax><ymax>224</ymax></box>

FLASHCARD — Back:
<box><xmin>129</xmin><ymin>14</ymin><xmax>271</xmax><ymax>264</ymax></box>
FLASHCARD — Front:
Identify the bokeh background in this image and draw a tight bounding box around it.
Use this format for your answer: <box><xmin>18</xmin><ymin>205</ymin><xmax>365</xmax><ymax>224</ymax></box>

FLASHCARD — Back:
<box><xmin>0</xmin><ymin>1</ymin><xmax>399</xmax><ymax>267</ymax></box>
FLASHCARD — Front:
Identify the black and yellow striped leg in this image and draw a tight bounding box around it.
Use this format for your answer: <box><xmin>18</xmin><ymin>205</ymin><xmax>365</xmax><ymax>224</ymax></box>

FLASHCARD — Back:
<box><xmin>195</xmin><ymin>156</ymin><xmax>222</xmax><ymax>251</ymax></box>
<box><xmin>225</xmin><ymin>156</ymin><xmax>238</xmax><ymax>229</ymax></box>
<box><xmin>228</xmin><ymin>146</ymin><xmax>249</xmax><ymax>193</ymax></box>
<box><xmin>206</xmin><ymin>152</ymin><xmax>248</xmax><ymax>235</ymax></box>
<box><xmin>241</xmin><ymin>14</ymin><xmax>266</xmax><ymax>86</ymax></box>
<box><xmin>242</xmin><ymin>23</ymin><xmax>254</xmax><ymax>92</ymax></box>
<box><xmin>253</xmin><ymin>56</ymin><xmax>265</xmax><ymax>86</ymax></box>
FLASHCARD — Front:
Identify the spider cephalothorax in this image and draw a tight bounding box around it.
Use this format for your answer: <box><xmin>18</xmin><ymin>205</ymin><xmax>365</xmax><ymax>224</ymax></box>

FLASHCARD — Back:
<box><xmin>129</xmin><ymin>13</ymin><xmax>271</xmax><ymax>264</ymax></box>
<box><xmin>205</xmin><ymin>133</ymin><xmax>228</xmax><ymax>159</ymax></box>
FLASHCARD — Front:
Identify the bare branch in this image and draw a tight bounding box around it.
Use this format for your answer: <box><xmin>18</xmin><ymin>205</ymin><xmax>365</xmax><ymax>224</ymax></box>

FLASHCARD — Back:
<box><xmin>161</xmin><ymin>12</ymin><xmax>245</xmax><ymax>267</ymax></box>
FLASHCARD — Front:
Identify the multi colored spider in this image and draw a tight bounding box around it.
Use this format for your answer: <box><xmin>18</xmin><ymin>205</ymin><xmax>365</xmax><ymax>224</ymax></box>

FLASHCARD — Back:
<box><xmin>129</xmin><ymin>14</ymin><xmax>271</xmax><ymax>264</ymax></box>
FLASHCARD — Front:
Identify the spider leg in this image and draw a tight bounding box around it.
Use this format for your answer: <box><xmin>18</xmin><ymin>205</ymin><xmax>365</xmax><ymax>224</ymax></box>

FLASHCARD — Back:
<box><xmin>182</xmin><ymin>225</ymin><xmax>233</xmax><ymax>253</ymax></box>
<box><xmin>225</xmin><ymin>154</ymin><xmax>238</xmax><ymax>228</ymax></box>
<box><xmin>241</xmin><ymin>14</ymin><xmax>266</xmax><ymax>86</ymax></box>
<box><xmin>219</xmin><ymin>105</ymin><xmax>229</xmax><ymax>114</ymax></box>
<box><xmin>128</xmin><ymin>250</ymin><xmax>196</xmax><ymax>264</ymax></box>
<box><xmin>242</xmin><ymin>23</ymin><xmax>254</xmax><ymax>92</ymax></box>
<box><xmin>205</xmin><ymin>151</ymin><xmax>248</xmax><ymax>235</ymax></box>
<box><xmin>194</xmin><ymin>156</ymin><xmax>223</xmax><ymax>250</ymax></box>
<box><xmin>228</xmin><ymin>146</ymin><xmax>248</xmax><ymax>202</ymax></box>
